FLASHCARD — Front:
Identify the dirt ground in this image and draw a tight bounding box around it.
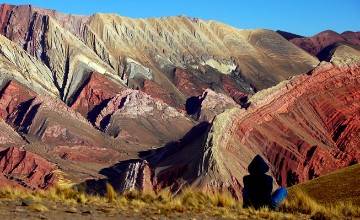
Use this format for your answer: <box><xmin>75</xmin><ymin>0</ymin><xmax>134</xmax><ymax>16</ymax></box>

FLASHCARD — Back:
<box><xmin>0</xmin><ymin>199</ymin><xmax>240</xmax><ymax>220</ymax></box>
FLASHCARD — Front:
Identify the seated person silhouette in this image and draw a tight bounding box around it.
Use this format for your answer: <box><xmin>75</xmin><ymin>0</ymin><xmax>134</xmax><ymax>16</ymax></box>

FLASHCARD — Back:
<box><xmin>242</xmin><ymin>155</ymin><xmax>287</xmax><ymax>209</ymax></box>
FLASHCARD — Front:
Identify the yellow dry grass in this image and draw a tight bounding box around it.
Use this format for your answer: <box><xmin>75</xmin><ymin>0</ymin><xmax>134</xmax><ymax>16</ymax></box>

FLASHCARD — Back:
<box><xmin>281</xmin><ymin>188</ymin><xmax>360</xmax><ymax>219</ymax></box>
<box><xmin>27</xmin><ymin>203</ymin><xmax>49</xmax><ymax>212</ymax></box>
<box><xmin>292</xmin><ymin>164</ymin><xmax>360</xmax><ymax>205</ymax></box>
<box><xmin>0</xmin><ymin>178</ymin><xmax>359</xmax><ymax>219</ymax></box>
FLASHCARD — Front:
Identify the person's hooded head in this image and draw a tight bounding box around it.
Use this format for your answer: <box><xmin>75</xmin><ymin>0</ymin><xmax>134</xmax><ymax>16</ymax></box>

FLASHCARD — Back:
<box><xmin>248</xmin><ymin>155</ymin><xmax>269</xmax><ymax>175</ymax></box>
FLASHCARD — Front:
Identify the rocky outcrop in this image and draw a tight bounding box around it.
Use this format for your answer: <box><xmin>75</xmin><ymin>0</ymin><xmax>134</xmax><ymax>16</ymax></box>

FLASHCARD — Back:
<box><xmin>70</xmin><ymin>72</ymin><xmax>125</xmax><ymax>117</ymax></box>
<box><xmin>320</xmin><ymin>43</ymin><xmax>360</xmax><ymax>65</ymax></box>
<box><xmin>104</xmin><ymin>160</ymin><xmax>153</xmax><ymax>193</ymax></box>
<box><xmin>0</xmin><ymin>120</ymin><xmax>25</xmax><ymax>148</ymax></box>
<box><xmin>173</xmin><ymin>68</ymin><xmax>206</xmax><ymax>97</ymax></box>
<box><xmin>186</xmin><ymin>89</ymin><xmax>238</xmax><ymax>122</ymax></box>
<box><xmin>221</xmin><ymin>74</ymin><xmax>250</xmax><ymax>104</ymax></box>
<box><xmin>0</xmin><ymin>80</ymin><xmax>108</xmax><ymax>147</ymax></box>
<box><xmin>173</xmin><ymin>67</ymin><xmax>251</xmax><ymax>106</ymax></box>
<box><xmin>0</xmin><ymin>146</ymin><xmax>57</xmax><ymax>189</ymax></box>
<box><xmin>141</xmin><ymin>79</ymin><xmax>181</xmax><ymax>109</ymax></box>
<box><xmin>94</xmin><ymin>89</ymin><xmax>194</xmax><ymax>148</ymax></box>
<box><xmin>0</xmin><ymin>80</ymin><xmax>36</xmax><ymax>119</ymax></box>
<box><xmin>100</xmin><ymin>116</ymin><xmax>247</xmax><ymax>198</ymax></box>
<box><xmin>105</xmin><ymin>61</ymin><xmax>360</xmax><ymax>196</ymax></box>
<box><xmin>0</xmin><ymin>79</ymin><xmax>127</xmax><ymax>184</ymax></box>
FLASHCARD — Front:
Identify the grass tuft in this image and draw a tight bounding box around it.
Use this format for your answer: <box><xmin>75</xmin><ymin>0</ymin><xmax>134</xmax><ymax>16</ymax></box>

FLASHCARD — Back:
<box><xmin>105</xmin><ymin>183</ymin><xmax>117</xmax><ymax>203</ymax></box>
<box><xmin>281</xmin><ymin>188</ymin><xmax>324</xmax><ymax>214</ymax></box>
<box><xmin>28</xmin><ymin>203</ymin><xmax>49</xmax><ymax>212</ymax></box>
<box><xmin>280</xmin><ymin>188</ymin><xmax>360</xmax><ymax>219</ymax></box>
<box><xmin>0</xmin><ymin>184</ymin><xmax>359</xmax><ymax>219</ymax></box>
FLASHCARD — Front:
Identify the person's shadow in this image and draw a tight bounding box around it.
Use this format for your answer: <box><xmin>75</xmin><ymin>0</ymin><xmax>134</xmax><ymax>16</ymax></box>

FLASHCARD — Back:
<box><xmin>242</xmin><ymin>155</ymin><xmax>288</xmax><ymax>209</ymax></box>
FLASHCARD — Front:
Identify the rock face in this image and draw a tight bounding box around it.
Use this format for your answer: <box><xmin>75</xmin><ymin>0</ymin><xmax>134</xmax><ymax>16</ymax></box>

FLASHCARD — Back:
<box><xmin>0</xmin><ymin>147</ymin><xmax>57</xmax><ymax>189</ymax></box>
<box><xmin>70</xmin><ymin>72</ymin><xmax>125</xmax><ymax>117</ymax></box>
<box><xmin>0</xmin><ymin>4</ymin><xmax>122</xmax><ymax>104</ymax></box>
<box><xmin>0</xmin><ymin>34</ymin><xmax>58</xmax><ymax>96</ymax></box>
<box><xmin>99</xmin><ymin>113</ymin><xmax>248</xmax><ymax>198</ymax></box>
<box><xmin>104</xmin><ymin>61</ymin><xmax>360</xmax><ymax>196</ymax></box>
<box><xmin>173</xmin><ymin>67</ymin><xmax>250</xmax><ymax>106</ymax></box>
<box><xmin>236</xmin><ymin>62</ymin><xmax>360</xmax><ymax>186</ymax></box>
<box><xmin>0</xmin><ymin>120</ymin><xmax>25</xmax><ymax>148</ymax></box>
<box><xmin>0</xmin><ymin>76</ymin><xmax>200</xmax><ymax>186</ymax></box>
<box><xmin>287</xmin><ymin>30</ymin><xmax>360</xmax><ymax>59</ymax></box>
<box><xmin>186</xmin><ymin>89</ymin><xmax>239</xmax><ymax>122</ymax></box>
<box><xmin>0</xmin><ymin>80</ymin><xmax>108</xmax><ymax>147</ymax></box>
<box><xmin>0</xmin><ymin>79</ymin><xmax>126</xmax><ymax>184</ymax></box>
<box><xmin>0</xmin><ymin>80</ymin><xmax>36</xmax><ymax>120</ymax></box>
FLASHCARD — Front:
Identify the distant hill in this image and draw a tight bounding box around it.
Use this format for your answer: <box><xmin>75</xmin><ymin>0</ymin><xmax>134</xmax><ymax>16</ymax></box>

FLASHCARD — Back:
<box><xmin>288</xmin><ymin>30</ymin><xmax>360</xmax><ymax>59</ymax></box>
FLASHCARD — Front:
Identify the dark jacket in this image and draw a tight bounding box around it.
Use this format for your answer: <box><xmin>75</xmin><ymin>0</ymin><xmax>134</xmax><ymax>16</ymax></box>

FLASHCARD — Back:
<box><xmin>243</xmin><ymin>155</ymin><xmax>273</xmax><ymax>209</ymax></box>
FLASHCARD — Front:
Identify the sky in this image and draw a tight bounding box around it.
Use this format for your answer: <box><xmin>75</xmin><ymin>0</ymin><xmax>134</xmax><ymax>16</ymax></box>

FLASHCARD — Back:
<box><xmin>2</xmin><ymin>0</ymin><xmax>360</xmax><ymax>36</ymax></box>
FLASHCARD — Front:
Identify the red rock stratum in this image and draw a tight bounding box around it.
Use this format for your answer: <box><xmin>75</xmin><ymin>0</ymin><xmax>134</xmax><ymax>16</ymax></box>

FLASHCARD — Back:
<box><xmin>100</xmin><ymin>62</ymin><xmax>360</xmax><ymax>197</ymax></box>
<box><xmin>0</xmin><ymin>147</ymin><xmax>57</xmax><ymax>189</ymax></box>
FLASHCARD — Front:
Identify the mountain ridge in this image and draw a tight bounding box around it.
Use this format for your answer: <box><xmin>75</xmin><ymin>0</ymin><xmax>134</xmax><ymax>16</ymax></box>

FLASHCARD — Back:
<box><xmin>0</xmin><ymin>3</ymin><xmax>358</xmax><ymax>197</ymax></box>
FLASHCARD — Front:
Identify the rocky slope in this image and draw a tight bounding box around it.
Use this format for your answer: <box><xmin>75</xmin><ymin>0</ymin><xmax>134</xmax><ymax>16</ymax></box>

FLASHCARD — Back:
<box><xmin>0</xmin><ymin>70</ymin><xmax>197</xmax><ymax>187</ymax></box>
<box><xmin>93</xmin><ymin>89</ymin><xmax>195</xmax><ymax>148</ymax></box>
<box><xmin>70</xmin><ymin>72</ymin><xmax>125</xmax><ymax>117</ymax></box>
<box><xmin>100</xmin><ymin>60</ymin><xmax>360</xmax><ymax>196</ymax></box>
<box><xmin>83</xmin><ymin>14</ymin><xmax>319</xmax><ymax>106</ymax></box>
<box><xmin>0</xmin><ymin>119</ymin><xmax>25</xmax><ymax>148</ymax></box>
<box><xmin>0</xmin><ymin>4</ymin><xmax>122</xmax><ymax>103</ymax></box>
<box><xmin>0</xmin><ymin>80</ymin><xmax>108</xmax><ymax>148</ymax></box>
<box><xmin>0</xmin><ymin>34</ymin><xmax>58</xmax><ymax>96</ymax></box>
<box><xmin>0</xmin><ymin>3</ymin><xmax>359</xmax><ymax>197</ymax></box>
<box><xmin>0</xmin><ymin>146</ymin><xmax>57</xmax><ymax>189</ymax></box>
<box><xmin>0</xmin><ymin>3</ymin><xmax>319</xmax><ymax>109</ymax></box>
<box><xmin>317</xmin><ymin>43</ymin><xmax>360</xmax><ymax>64</ymax></box>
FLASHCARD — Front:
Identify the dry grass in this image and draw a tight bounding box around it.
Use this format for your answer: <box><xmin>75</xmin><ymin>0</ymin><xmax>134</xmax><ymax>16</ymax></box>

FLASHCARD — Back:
<box><xmin>105</xmin><ymin>183</ymin><xmax>117</xmax><ymax>203</ymax></box>
<box><xmin>28</xmin><ymin>203</ymin><xmax>49</xmax><ymax>212</ymax></box>
<box><xmin>0</xmin><ymin>183</ymin><xmax>359</xmax><ymax>219</ymax></box>
<box><xmin>281</xmin><ymin>188</ymin><xmax>360</xmax><ymax>219</ymax></box>
<box><xmin>293</xmin><ymin>164</ymin><xmax>360</xmax><ymax>205</ymax></box>
<box><xmin>178</xmin><ymin>188</ymin><xmax>236</xmax><ymax>209</ymax></box>
<box><xmin>284</xmin><ymin>164</ymin><xmax>360</xmax><ymax>219</ymax></box>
